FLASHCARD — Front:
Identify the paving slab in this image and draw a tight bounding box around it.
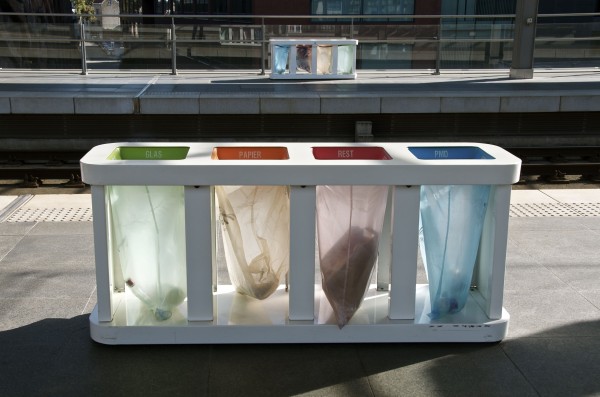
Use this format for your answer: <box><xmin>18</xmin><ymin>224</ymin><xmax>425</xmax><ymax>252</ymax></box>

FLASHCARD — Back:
<box><xmin>541</xmin><ymin>189</ymin><xmax>600</xmax><ymax>203</ymax></box>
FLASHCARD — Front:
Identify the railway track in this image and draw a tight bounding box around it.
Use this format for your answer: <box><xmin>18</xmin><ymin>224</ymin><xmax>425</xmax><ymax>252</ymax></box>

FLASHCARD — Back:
<box><xmin>1</xmin><ymin>147</ymin><xmax>599</xmax><ymax>188</ymax></box>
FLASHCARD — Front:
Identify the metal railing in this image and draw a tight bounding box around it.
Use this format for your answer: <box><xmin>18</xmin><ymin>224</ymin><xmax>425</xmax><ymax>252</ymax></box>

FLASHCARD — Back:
<box><xmin>0</xmin><ymin>12</ymin><xmax>598</xmax><ymax>75</ymax></box>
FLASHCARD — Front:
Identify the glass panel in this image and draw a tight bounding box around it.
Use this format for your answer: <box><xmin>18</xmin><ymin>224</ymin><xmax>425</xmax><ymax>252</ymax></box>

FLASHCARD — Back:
<box><xmin>535</xmin><ymin>22</ymin><xmax>600</xmax><ymax>68</ymax></box>
<box><xmin>0</xmin><ymin>17</ymin><xmax>79</xmax><ymax>69</ymax></box>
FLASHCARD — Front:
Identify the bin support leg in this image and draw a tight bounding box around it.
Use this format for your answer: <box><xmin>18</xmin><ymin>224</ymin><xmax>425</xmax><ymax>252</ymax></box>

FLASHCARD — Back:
<box><xmin>185</xmin><ymin>186</ymin><xmax>214</xmax><ymax>321</ymax></box>
<box><xmin>389</xmin><ymin>185</ymin><xmax>420</xmax><ymax>320</ymax></box>
<box><xmin>289</xmin><ymin>185</ymin><xmax>316</xmax><ymax>321</ymax></box>
<box><xmin>91</xmin><ymin>185</ymin><xmax>114</xmax><ymax>322</ymax></box>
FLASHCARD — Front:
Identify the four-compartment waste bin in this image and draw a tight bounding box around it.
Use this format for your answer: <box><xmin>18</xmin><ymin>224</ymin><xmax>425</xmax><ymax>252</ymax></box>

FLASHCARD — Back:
<box><xmin>81</xmin><ymin>142</ymin><xmax>521</xmax><ymax>344</ymax></box>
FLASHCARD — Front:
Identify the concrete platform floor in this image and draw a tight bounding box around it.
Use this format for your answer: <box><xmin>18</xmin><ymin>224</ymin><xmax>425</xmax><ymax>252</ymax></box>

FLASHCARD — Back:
<box><xmin>0</xmin><ymin>188</ymin><xmax>599</xmax><ymax>397</ymax></box>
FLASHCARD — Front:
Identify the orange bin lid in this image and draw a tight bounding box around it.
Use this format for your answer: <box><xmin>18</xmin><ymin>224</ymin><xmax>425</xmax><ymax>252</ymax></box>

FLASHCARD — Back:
<box><xmin>312</xmin><ymin>146</ymin><xmax>392</xmax><ymax>160</ymax></box>
<box><xmin>212</xmin><ymin>147</ymin><xmax>289</xmax><ymax>160</ymax></box>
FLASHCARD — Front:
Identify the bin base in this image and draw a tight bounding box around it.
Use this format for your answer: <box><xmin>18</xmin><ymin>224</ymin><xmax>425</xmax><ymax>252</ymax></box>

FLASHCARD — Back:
<box><xmin>89</xmin><ymin>284</ymin><xmax>509</xmax><ymax>345</ymax></box>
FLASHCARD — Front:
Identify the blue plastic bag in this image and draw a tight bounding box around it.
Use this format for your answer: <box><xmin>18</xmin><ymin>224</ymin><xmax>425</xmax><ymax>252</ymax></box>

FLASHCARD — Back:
<box><xmin>273</xmin><ymin>45</ymin><xmax>289</xmax><ymax>74</ymax></box>
<box><xmin>419</xmin><ymin>185</ymin><xmax>491</xmax><ymax>319</ymax></box>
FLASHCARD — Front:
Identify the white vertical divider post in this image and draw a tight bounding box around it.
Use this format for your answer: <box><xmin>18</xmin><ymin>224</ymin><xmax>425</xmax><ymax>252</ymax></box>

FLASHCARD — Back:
<box><xmin>91</xmin><ymin>185</ymin><xmax>113</xmax><ymax>322</ymax></box>
<box><xmin>477</xmin><ymin>184</ymin><xmax>512</xmax><ymax>319</ymax></box>
<box><xmin>210</xmin><ymin>186</ymin><xmax>217</xmax><ymax>292</ymax></box>
<box><xmin>352</xmin><ymin>45</ymin><xmax>357</xmax><ymax>76</ymax></box>
<box><xmin>289</xmin><ymin>45</ymin><xmax>297</xmax><ymax>76</ymax></box>
<box><xmin>376</xmin><ymin>188</ymin><xmax>394</xmax><ymax>291</ymax></box>
<box><xmin>388</xmin><ymin>185</ymin><xmax>421</xmax><ymax>320</ymax></box>
<box><xmin>311</xmin><ymin>43</ymin><xmax>318</xmax><ymax>76</ymax></box>
<box><xmin>289</xmin><ymin>185</ymin><xmax>317</xmax><ymax>321</ymax></box>
<box><xmin>332</xmin><ymin>45</ymin><xmax>339</xmax><ymax>76</ymax></box>
<box><xmin>185</xmin><ymin>185</ymin><xmax>214</xmax><ymax>321</ymax></box>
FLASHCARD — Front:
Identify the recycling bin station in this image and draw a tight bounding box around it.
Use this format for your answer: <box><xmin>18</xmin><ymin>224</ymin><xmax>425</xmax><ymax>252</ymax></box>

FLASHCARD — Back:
<box><xmin>269</xmin><ymin>38</ymin><xmax>358</xmax><ymax>79</ymax></box>
<box><xmin>81</xmin><ymin>142</ymin><xmax>521</xmax><ymax>344</ymax></box>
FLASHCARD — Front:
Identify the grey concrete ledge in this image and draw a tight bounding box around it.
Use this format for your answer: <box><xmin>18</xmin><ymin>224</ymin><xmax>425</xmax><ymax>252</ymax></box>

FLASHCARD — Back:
<box><xmin>320</xmin><ymin>95</ymin><xmax>380</xmax><ymax>113</ymax></box>
<box><xmin>500</xmin><ymin>96</ymin><xmax>561</xmax><ymax>112</ymax></box>
<box><xmin>560</xmin><ymin>95</ymin><xmax>600</xmax><ymax>112</ymax></box>
<box><xmin>0</xmin><ymin>97</ymin><xmax>10</xmax><ymax>114</ymax></box>
<box><xmin>199</xmin><ymin>95</ymin><xmax>260</xmax><ymax>114</ymax></box>
<box><xmin>140</xmin><ymin>97</ymin><xmax>200</xmax><ymax>114</ymax></box>
<box><xmin>74</xmin><ymin>97</ymin><xmax>135</xmax><ymax>114</ymax></box>
<box><xmin>381</xmin><ymin>96</ymin><xmax>441</xmax><ymax>113</ymax></box>
<box><xmin>2</xmin><ymin>68</ymin><xmax>600</xmax><ymax>115</ymax></box>
<box><xmin>441</xmin><ymin>97</ymin><xmax>501</xmax><ymax>113</ymax></box>
<box><xmin>260</xmin><ymin>94</ymin><xmax>321</xmax><ymax>114</ymax></box>
<box><xmin>10</xmin><ymin>97</ymin><xmax>75</xmax><ymax>114</ymax></box>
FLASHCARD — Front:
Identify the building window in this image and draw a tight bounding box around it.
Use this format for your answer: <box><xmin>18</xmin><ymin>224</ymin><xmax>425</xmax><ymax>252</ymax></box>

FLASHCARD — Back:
<box><xmin>312</xmin><ymin>0</ymin><xmax>414</xmax><ymax>21</ymax></box>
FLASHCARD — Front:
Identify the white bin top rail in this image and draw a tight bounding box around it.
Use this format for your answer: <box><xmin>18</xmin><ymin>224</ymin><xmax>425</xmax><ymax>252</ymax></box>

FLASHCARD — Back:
<box><xmin>80</xmin><ymin>142</ymin><xmax>521</xmax><ymax>186</ymax></box>
<box><xmin>269</xmin><ymin>38</ymin><xmax>358</xmax><ymax>45</ymax></box>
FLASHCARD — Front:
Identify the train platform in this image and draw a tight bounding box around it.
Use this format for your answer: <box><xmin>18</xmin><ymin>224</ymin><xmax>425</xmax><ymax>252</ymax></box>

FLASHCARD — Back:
<box><xmin>1</xmin><ymin>68</ymin><xmax>600</xmax><ymax>116</ymax></box>
<box><xmin>0</xmin><ymin>187</ymin><xmax>599</xmax><ymax>396</ymax></box>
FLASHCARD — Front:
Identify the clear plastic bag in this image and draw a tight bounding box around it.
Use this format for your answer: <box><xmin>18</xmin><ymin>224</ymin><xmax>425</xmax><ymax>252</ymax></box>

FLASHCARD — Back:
<box><xmin>108</xmin><ymin>185</ymin><xmax>187</xmax><ymax>321</ymax></box>
<box><xmin>317</xmin><ymin>185</ymin><xmax>388</xmax><ymax>328</ymax></box>
<box><xmin>337</xmin><ymin>45</ymin><xmax>354</xmax><ymax>74</ymax></box>
<box><xmin>419</xmin><ymin>185</ymin><xmax>491</xmax><ymax>319</ymax></box>
<box><xmin>215</xmin><ymin>185</ymin><xmax>290</xmax><ymax>300</ymax></box>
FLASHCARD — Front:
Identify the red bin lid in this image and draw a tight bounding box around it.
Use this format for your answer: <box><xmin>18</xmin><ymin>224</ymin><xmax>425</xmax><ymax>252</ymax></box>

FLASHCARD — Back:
<box><xmin>312</xmin><ymin>146</ymin><xmax>391</xmax><ymax>160</ymax></box>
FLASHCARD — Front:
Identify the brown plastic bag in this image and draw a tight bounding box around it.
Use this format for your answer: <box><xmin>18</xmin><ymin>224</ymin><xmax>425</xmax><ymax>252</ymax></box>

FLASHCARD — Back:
<box><xmin>317</xmin><ymin>185</ymin><xmax>388</xmax><ymax>327</ymax></box>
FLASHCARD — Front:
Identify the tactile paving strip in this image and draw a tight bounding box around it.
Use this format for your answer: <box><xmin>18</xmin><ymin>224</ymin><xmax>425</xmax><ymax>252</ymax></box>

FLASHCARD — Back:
<box><xmin>1</xmin><ymin>203</ymin><xmax>599</xmax><ymax>222</ymax></box>
<box><xmin>4</xmin><ymin>208</ymin><xmax>93</xmax><ymax>223</ymax></box>
<box><xmin>510</xmin><ymin>202</ymin><xmax>600</xmax><ymax>217</ymax></box>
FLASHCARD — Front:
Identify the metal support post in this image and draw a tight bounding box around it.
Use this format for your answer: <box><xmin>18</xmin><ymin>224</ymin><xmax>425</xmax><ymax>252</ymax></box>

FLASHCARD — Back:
<box><xmin>171</xmin><ymin>17</ymin><xmax>177</xmax><ymax>75</ymax></box>
<box><xmin>80</xmin><ymin>17</ymin><xmax>88</xmax><ymax>75</ymax></box>
<box><xmin>260</xmin><ymin>18</ymin><xmax>266</xmax><ymax>75</ymax></box>
<box><xmin>510</xmin><ymin>0</ymin><xmax>540</xmax><ymax>79</ymax></box>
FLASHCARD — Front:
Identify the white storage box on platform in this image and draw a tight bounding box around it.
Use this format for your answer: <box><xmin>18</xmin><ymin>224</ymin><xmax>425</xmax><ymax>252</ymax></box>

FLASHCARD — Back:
<box><xmin>269</xmin><ymin>38</ymin><xmax>358</xmax><ymax>79</ymax></box>
<box><xmin>81</xmin><ymin>142</ymin><xmax>521</xmax><ymax>344</ymax></box>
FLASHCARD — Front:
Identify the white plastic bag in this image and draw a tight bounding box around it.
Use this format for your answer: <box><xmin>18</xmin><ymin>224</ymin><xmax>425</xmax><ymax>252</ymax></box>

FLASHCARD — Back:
<box><xmin>317</xmin><ymin>185</ymin><xmax>388</xmax><ymax>327</ymax></box>
<box><xmin>108</xmin><ymin>185</ymin><xmax>187</xmax><ymax>321</ymax></box>
<box><xmin>215</xmin><ymin>185</ymin><xmax>290</xmax><ymax>300</ymax></box>
<box><xmin>419</xmin><ymin>184</ymin><xmax>491</xmax><ymax>319</ymax></box>
<box><xmin>317</xmin><ymin>45</ymin><xmax>332</xmax><ymax>74</ymax></box>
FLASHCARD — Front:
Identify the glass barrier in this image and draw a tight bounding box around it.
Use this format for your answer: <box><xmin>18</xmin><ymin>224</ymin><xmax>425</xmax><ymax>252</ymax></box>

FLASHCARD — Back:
<box><xmin>0</xmin><ymin>12</ymin><xmax>598</xmax><ymax>73</ymax></box>
<box><xmin>535</xmin><ymin>21</ymin><xmax>600</xmax><ymax>68</ymax></box>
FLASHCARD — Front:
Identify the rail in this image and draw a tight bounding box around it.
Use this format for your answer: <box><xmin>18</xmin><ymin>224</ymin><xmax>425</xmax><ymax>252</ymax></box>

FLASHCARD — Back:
<box><xmin>0</xmin><ymin>12</ymin><xmax>598</xmax><ymax>76</ymax></box>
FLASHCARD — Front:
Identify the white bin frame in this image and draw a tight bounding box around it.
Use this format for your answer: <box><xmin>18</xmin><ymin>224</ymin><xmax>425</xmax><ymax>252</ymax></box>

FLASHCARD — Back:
<box><xmin>269</xmin><ymin>38</ymin><xmax>358</xmax><ymax>80</ymax></box>
<box><xmin>81</xmin><ymin>142</ymin><xmax>520</xmax><ymax>344</ymax></box>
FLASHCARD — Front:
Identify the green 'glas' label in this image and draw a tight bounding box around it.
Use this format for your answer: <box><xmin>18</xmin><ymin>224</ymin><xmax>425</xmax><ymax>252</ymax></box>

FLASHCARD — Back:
<box><xmin>107</xmin><ymin>147</ymin><xmax>189</xmax><ymax>160</ymax></box>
